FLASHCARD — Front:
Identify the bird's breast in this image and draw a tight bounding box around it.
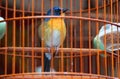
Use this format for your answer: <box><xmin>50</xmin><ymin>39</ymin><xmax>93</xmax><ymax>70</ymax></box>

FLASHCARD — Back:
<box><xmin>44</xmin><ymin>18</ymin><xmax>66</xmax><ymax>47</ymax></box>
<box><xmin>47</xmin><ymin>18</ymin><xmax>66</xmax><ymax>32</ymax></box>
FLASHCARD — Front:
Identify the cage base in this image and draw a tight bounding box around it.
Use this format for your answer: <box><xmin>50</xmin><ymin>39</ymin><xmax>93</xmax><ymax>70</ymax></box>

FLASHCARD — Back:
<box><xmin>1</xmin><ymin>73</ymin><xmax>118</xmax><ymax>79</ymax></box>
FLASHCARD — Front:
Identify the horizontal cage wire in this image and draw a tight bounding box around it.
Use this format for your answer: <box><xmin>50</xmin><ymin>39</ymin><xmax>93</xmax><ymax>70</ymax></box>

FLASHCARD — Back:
<box><xmin>0</xmin><ymin>0</ymin><xmax>120</xmax><ymax>79</ymax></box>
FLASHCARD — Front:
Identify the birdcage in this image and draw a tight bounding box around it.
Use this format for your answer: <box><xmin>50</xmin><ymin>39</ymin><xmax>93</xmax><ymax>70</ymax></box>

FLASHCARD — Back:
<box><xmin>0</xmin><ymin>0</ymin><xmax>120</xmax><ymax>79</ymax></box>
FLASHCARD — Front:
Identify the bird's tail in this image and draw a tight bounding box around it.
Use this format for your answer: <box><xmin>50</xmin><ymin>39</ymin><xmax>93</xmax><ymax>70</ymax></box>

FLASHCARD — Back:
<box><xmin>44</xmin><ymin>53</ymin><xmax>51</xmax><ymax>72</ymax></box>
<box><xmin>44</xmin><ymin>52</ymin><xmax>57</xmax><ymax>72</ymax></box>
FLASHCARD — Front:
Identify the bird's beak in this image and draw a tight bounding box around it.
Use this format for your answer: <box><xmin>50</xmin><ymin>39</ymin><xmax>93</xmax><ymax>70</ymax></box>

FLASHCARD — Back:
<box><xmin>62</xmin><ymin>8</ymin><xmax>69</xmax><ymax>13</ymax></box>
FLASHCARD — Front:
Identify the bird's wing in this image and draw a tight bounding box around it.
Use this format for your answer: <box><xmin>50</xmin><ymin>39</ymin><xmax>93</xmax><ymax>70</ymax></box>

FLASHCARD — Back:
<box><xmin>38</xmin><ymin>22</ymin><xmax>48</xmax><ymax>41</ymax></box>
<box><xmin>93</xmin><ymin>35</ymin><xmax>104</xmax><ymax>50</ymax></box>
<box><xmin>38</xmin><ymin>21</ymin><xmax>51</xmax><ymax>45</ymax></box>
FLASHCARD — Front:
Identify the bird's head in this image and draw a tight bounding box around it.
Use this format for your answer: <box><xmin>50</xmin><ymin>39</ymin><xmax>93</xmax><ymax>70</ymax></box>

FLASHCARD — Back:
<box><xmin>46</xmin><ymin>6</ymin><xmax>68</xmax><ymax>16</ymax></box>
<box><xmin>45</xmin><ymin>6</ymin><xmax>68</xmax><ymax>21</ymax></box>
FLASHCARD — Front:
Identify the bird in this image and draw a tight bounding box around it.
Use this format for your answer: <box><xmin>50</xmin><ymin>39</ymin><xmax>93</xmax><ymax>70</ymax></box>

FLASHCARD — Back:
<box><xmin>0</xmin><ymin>17</ymin><xmax>6</xmax><ymax>39</ymax></box>
<box><xmin>93</xmin><ymin>23</ymin><xmax>119</xmax><ymax>76</ymax></box>
<box><xmin>93</xmin><ymin>23</ymin><xmax>120</xmax><ymax>57</ymax></box>
<box><xmin>38</xmin><ymin>6</ymin><xmax>68</xmax><ymax>72</ymax></box>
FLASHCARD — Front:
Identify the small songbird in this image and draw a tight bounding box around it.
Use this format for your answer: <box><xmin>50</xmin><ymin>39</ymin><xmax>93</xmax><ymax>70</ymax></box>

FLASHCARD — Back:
<box><xmin>93</xmin><ymin>23</ymin><xmax>120</xmax><ymax>57</ymax></box>
<box><xmin>38</xmin><ymin>6</ymin><xmax>68</xmax><ymax>72</ymax></box>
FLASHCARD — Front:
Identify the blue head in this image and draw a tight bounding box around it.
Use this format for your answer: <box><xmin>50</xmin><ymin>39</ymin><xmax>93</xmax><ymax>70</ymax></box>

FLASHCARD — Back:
<box><xmin>45</xmin><ymin>6</ymin><xmax>68</xmax><ymax>21</ymax></box>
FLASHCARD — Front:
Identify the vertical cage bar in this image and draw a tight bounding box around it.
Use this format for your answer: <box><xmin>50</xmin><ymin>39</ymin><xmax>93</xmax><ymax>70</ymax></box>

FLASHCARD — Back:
<box><xmin>34</xmin><ymin>9</ymin><xmax>36</xmax><ymax>73</ymax></box>
<box><xmin>5</xmin><ymin>0</ymin><xmax>8</xmax><ymax>75</ymax></box>
<box><xmin>34</xmin><ymin>0</ymin><xmax>38</xmax><ymax>72</ymax></box>
<box><xmin>34</xmin><ymin>0</ymin><xmax>38</xmax><ymax>43</ymax></box>
<box><xmin>38</xmin><ymin>0</ymin><xmax>45</xmax><ymax>79</ymax></box>
<box><xmin>26</xmin><ymin>19</ymin><xmax>29</xmax><ymax>72</ymax></box>
<box><xmin>50</xmin><ymin>0</ymin><xmax>53</xmax><ymax>15</ymax></box>
<box><xmin>41</xmin><ymin>0</ymin><xmax>44</xmax><ymax>73</ymax></box>
<box><xmin>88</xmin><ymin>0</ymin><xmax>92</xmax><ymax>74</ymax></box>
<box><xmin>19</xmin><ymin>15</ymin><xmax>22</xmax><ymax>73</ymax></box>
<box><xmin>58</xmin><ymin>0</ymin><xmax>61</xmax><ymax>72</ymax></box>
<box><xmin>50</xmin><ymin>0</ymin><xmax>55</xmax><ymax>72</ymax></box>
<box><xmin>26</xmin><ymin>2</ymin><xmax>31</xmax><ymax>72</ymax></box>
<box><xmin>31</xmin><ymin>0</ymin><xmax>35</xmax><ymax>74</ymax></box>
<box><xmin>21</xmin><ymin>0</ymin><xmax>25</xmax><ymax>74</ymax></box>
<box><xmin>110</xmin><ymin>0</ymin><xmax>114</xmax><ymax>77</ymax></box>
<box><xmin>59</xmin><ymin>0</ymin><xmax>64</xmax><ymax>72</ymax></box>
<box><xmin>116</xmin><ymin>0</ymin><xmax>118</xmax><ymax>23</ymax></box>
<box><xmin>73</xmin><ymin>0</ymin><xmax>77</xmax><ymax>72</ymax></box>
<box><xmin>26</xmin><ymin>1</ymin><xmax>30</xmax><ymax>48</ymax></box>
<box><xmin>19</xmin><ymin>0</ymin><xmax>23</xmax><ymax>74</ymax></box>
<box><xmin>19</xmin><ymin>0</ymin><xmax>22</xmax><ymax>47</ymax></box>
<box><xmin>79</xmin><ymin>0</ymin><xmax>83</xmax><ymax>73</ymax></box>
<box><xmin>12</xmin><ymin>0</ymin><xmax>16</xmax><ymax>75</ymax></box>
<box><xmin>65</xmin><ymin>0</ymin><xmax>69</xmax><ymax>72</ymax></box>
<box><xmin>66</xmin><ymin>23</ymin><xmax>69</xmax><ymax>72</ymax></box>
<box><xmin>70</xmin><ymin>0</ymin><xmax>73</xmax><ymax>72</ymax></box>
<box><xmin>95</xmin><ymin>0</ymin><xmax>100</xmax><ymax>75</ymax></box>
<box><xmin>19</xmin><ymin>17</ymin><xmax>22</xmax><ymax>47</ymax></box>
<box><xmin>50</xmin><ymin>0</ymin><xmax>54</xmax><ymax>72</ymax></box>
<box><xmin>103</xmin><ymin>0</ymin><xmax>107</xmax><ymax>76</ymax></box>
<box><xmin>59</xmin><ymin>56</ymin><xmax>61</xmax><ymax>71</ymax></box>
<box><xmin>41</xmin><ymin>0</ymin><xmax>44</xmax><ymax>71</ymax></box>
<box><xmin>116</xmin><ymin>0</ymin><xmax>120</xmax><ymax>78</ymax></box>
<box><xmin>73</xmin><ymin>3</ymin><xmax>76</xmax><ymax>49</ymax></box>
<box><xmin>66</xmin><ymin>0</ymin><xmax>69</xmax><ymax>48</ymax></box>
